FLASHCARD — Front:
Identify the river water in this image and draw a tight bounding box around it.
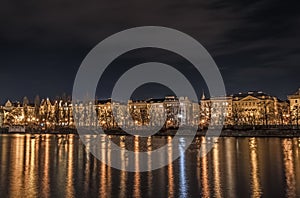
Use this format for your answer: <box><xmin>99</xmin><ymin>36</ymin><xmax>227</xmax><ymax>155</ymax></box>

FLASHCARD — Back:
<box><xmin>0</xmin><ymin>134</ymin><xmax>299</xmax><ymax>197</ymax></box>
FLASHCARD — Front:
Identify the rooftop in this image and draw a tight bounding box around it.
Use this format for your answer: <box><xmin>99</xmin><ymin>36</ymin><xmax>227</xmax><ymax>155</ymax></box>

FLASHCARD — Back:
<box><xmin>289</xmin><ymin>88</ymin><xmax>300</xmax><ymax>96</ymax></box>
<box><xmin>232</xmin><ymin>91</ymin><xmax>271</xmax><ymax>99</ymax></box>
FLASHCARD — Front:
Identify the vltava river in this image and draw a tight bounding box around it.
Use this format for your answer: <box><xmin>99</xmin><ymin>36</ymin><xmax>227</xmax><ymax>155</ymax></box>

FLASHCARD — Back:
<box><xmin>0</xmin><ymin>134</ymin><xmax>300</xmax><ymax>197</ymax></box>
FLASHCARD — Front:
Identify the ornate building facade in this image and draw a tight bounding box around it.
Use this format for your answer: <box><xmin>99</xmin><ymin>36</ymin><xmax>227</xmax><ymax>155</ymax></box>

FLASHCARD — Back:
<box><xmin>200</xmin><ymin>91</ymin><xmax>289</xmax><ymax>127</ymax></box>
<box><xmin>288</xmin><ymin>88</ymin><xmax>300</xmax><ymax>127</ymax></box>
<box><xmin>231</xmin><ymin>91</ymin><xmax>288</xmax><ymax>126</ymax></box>
<box><xmin>0</xmin><ymin>89</ymin><xmax>298</xmax><ymax>131</ymax></box>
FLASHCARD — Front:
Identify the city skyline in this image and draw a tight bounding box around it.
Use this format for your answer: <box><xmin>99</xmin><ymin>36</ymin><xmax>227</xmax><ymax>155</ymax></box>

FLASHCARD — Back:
<box><xmin>1</xmin><ymin>89</ymin><xmax>300</xmax><ymax>131</ymax></box>
<box><xmin>1</xmin><ymin>86</ymin><xmax>299</xmax><ymax>105</ymax></box>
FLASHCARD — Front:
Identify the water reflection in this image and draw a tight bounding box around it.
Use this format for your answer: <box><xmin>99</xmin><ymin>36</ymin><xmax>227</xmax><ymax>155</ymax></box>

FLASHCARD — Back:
<box><xmin>0</xmin><ymin>134</ymin><xmax>300</xmax><ymax>197</ymax></box>
<box><xmin>179</xmin><ymin>137</ymin><xmax>187</xmax><ymax>198</ymax></box>
<box><xmin>133</xmin><ymin>136</ymin><xmax>141</xmax><ymax>198</ymax></box>
<box><xmin>212</xmin><ymin>141</ymin><xmax>222</xmax><ymax>198</ymax></box>
<box><xmin>119</xmin><ymin>137</ymin><xmax>127</xmax><ymax>198</ymax></box>
<box><xmin>167</xmin><ymin>136</ymin><xmax>174</xmax><ymax>198</ymax></box>
<box><xmin>198</xmin><ymin>137</ymin><xmax>210</xmax><ymax>198</ymax></box>
<box><xmin>282</xmin><ymin>139</ymin><xmax>296</xmax><ymax>197</ymax></box>
<box><xmin>248</xmin><ymin>138</ymin><xmax>262</xmax><ymax>198</ymax></box>
<box><xmin>224</xmin><ymin>138</ymin><xmax>236</xmax><ymax>198</ymax></box>
<box><xmin>66</xmin><ymin>137</ymin><xmax>74</xmax><ymax>198</ymax></box>
<box><xmin>42</xmin><ymin>135</ymin><xmax>50</xmax><ymax>198</ymax></box>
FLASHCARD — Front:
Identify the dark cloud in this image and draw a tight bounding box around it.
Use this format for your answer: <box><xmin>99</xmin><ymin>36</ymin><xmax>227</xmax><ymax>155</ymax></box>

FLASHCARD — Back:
<box><xmin>0</xmin><ymin>0</ymin><xmax>299</xmax><ymax>103</ymax></box>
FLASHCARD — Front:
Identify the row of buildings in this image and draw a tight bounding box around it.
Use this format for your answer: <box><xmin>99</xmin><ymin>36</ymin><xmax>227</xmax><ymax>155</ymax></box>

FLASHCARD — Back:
<box><xmin>1</xmin><ymin>89</ymin><xmax>300</xmax><ymax>130</ymax></box>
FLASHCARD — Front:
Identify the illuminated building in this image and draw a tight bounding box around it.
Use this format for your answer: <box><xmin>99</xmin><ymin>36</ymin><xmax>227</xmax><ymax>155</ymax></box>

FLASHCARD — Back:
<box><xmin>0</xmin><ymin>109</ymin><xmax>4</xmax><ymax>127</ymax></box>
<box><xmin>146</xmin><ymin>98</ymin><xmax>166</xmax><ymax>127</ymax></box>
<box><xmin>96</xmin><ymin>99</ymin><xmax>116</xmax><ymax>129</ymax></box>
<box><xmin>128</xmin><ymin>100</ymin><xmax>149</xmax><ymax>127</ymax></box>
<box><xmin>178</xmin><ymin>97</ymin><xmax>193</xmax><ymax>126</ymax></box>
<box><xmin>3</xmin><ymin>100</ymin><xmax>24</xmax><ymax>126</ymax></box>
<box><xmin>288</xmin><ymin>88</ymin><xmax>300</xmax><ymax>127</ymax></box>
<box><xmin>200</xmin><ymin>93</ymin><xmax>232</xmax><ymax>127</ymax></box>
<box><xmin>163</xmin><ymin>96</ymin><xmax>180</xmax><ymax>128</ymax></box>
<box><xmin>232</xmin><ymin>91</ymin><xmax>287</xmax><ymax>126</ymax></box>
<box><xmin>0</xmin><ymin>89</ymin><xmax>298</xmax><ymax>130</ymax></box>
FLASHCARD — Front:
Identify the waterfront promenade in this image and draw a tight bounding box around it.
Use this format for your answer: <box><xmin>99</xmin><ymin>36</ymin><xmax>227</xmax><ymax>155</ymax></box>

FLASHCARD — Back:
<box><xmin>1</xmin><ymin>126</ymin><xmax>300</xmax><ymax>137</ymax></box>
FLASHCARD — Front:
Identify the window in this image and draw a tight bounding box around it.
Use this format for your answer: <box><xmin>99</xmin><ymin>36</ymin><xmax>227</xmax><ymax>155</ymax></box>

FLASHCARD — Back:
<box><xmin>296</xmin><ymin>100</ymin><xmax>298</xmax><ymax>104</ymax></box>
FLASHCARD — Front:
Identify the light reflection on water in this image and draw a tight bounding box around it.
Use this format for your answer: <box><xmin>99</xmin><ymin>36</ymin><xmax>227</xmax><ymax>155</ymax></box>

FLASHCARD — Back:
<box><xmin>249</xmin><ymin>138</ymin><xmax>262</xmax><ymax>198</ymax></box>
<box><xmin>0</xmin><ymin>134</ymin><xmax>300</xmax><ymax>197</ymax></box>
<box><xmin>282</xmin><ymin>139</ymin><xmax>296</xmax><ymax>198</ymax></box>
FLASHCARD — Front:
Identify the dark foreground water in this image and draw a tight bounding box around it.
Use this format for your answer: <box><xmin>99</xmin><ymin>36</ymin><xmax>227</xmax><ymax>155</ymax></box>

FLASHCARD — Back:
<box><xmin>0</xmin><ymin>134</ymin><xmax>300</xmax><ymax>198</ymax></box>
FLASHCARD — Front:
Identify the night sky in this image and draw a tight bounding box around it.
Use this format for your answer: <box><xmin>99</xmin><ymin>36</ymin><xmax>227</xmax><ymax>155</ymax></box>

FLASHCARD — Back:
<box><xmin>1</xmin><ymin>0</ymin><xmax>300</xmax><ymax>103</ymax></box>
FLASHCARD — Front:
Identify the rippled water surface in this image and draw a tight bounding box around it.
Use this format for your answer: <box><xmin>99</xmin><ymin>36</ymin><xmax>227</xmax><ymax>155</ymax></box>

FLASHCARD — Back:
<box><xmin>0</xmin><ymin>134</ymin><xmax>300</xmax><ymax>197</ymax></box>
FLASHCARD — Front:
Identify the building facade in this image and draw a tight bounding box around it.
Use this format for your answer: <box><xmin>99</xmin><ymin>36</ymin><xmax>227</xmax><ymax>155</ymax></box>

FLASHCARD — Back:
<box><xmin>0</xmin><ymin>89</ymin><xmax>298</xmax><ymax>131</ymax></box>
<box><xmin>288</xmin><ymin>88</ymin><xmax>300</xmax><ymax>126</ymax></box>
<box><xmin>232</xmin><ymin>91</ymin><xmax>284</xmax><ymax>126</ymax></box>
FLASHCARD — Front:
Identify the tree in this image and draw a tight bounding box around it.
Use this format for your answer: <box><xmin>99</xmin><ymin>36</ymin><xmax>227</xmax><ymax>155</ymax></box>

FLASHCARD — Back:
<box><xmin>232</xmin><ymin>104</ymin><xmax>243</xmax><ymax>125</ymax></box>
<box><xmin>34</xmin><ymin>95</ymin><xmax>40</xmax><ymax>121</ymax></box>
<box><xmin>258</xmin><ymin>101</ymin><xmax>274</xmax><ymax>127</ymax></box>
<box><xmin>23</xmin><ymin>96</ymin><xmax>29</xmax><ymax>125</ymax></box>
<box><xmin>54</xmin><ymin>101</ymin><xmax>60</xmax><ymax>126</ymax></box>
<box><xmin>23</xmin><ymin>96</ymin><xmax>29</xmax><ymax>106</ymax></box>
<box><xmin>199</xmin><ymin>101</ymin><xmax>212</xmax><ymax>128</ymax></box>
<box><xmin>292</xmin><ymin>105</ymin><xmax>300</xmax><ymax>129</ymax></box>
<box><xmin>62</xmin><ymin>92</ymin><xmax>67</xmax><ymax>102</ymax></box>
<box><xmin>276</xmin><ymin>105</ymin><xmax>285</xmax><ymax>126</ymax></box>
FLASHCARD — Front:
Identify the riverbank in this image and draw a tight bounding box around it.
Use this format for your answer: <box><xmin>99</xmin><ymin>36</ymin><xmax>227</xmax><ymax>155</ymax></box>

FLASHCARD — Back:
<box><xmin>1</xmin><ymin>127</ymin><xmax>300</xmax><ymax>137</ymax></box>
<box><xmin>89</xmin><ymin>128</ymin><xmax>300</xmax><ymax>137</ymax></box>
